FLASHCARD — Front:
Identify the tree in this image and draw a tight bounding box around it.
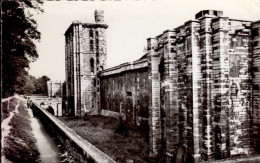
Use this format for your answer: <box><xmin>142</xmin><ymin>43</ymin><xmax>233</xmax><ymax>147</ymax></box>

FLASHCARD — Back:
<box><xmin>22</xmin><ymin>75</ymin><xmax>36</xmax><ymax>95</ymax></box>
<box><xmin>2</xmin><ymin>0</ymin><xmax>43</xmax><ymax>97</ymax></box>
<box><xmin>21</xmin><ymin>75</ymin><xmax>50</xmax><ymax>95</ymax></box>
<box><xmin>33</xmin><ymin>75</ymin><xmax>50</xmax><ymax>95</ymax></box>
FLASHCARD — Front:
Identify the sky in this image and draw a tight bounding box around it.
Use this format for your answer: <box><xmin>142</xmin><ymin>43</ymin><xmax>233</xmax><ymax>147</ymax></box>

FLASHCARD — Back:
<box><xmin>29</xmin><ymin>0</ymin><xmax>260</xmax><ymax>81</ymax></box>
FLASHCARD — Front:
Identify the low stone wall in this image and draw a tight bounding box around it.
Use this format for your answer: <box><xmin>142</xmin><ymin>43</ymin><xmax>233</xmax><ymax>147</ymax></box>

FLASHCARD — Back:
<box><xmin>203</xmin><ymin>155</ymin><xmax>260</xmax><ymax>163</ymax></box>
<box><xmin>101</xmin><ymin>109</ymin><xmax>148</xmax><ymax>126</ymax></box>
<box><xmin>30</xmin><ymin>99</ymin><xmax>116</xmax><ymax>163</ymax></box>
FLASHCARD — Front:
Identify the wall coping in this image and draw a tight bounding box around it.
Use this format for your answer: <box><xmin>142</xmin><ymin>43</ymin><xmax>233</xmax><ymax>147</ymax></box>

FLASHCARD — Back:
<box><xmin>100</xmin><ymin>58</ymin><xmax>148</xmax><ymax>77</ymax></box>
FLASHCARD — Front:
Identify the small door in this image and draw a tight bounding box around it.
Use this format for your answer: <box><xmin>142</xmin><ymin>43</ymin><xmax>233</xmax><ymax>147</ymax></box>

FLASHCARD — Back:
<box><xmin>125</xmin><ymin>97</ymin><xmax>133</xmax><ymax>123</ymax></box>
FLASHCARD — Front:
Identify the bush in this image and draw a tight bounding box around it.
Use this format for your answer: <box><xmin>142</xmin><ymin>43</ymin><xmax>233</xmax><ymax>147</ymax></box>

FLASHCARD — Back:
<box><xmin>83</xmin><ymin>113</ymin><xmax>89</xmax><ymax>121</ymax></box>
<box><xmin>140</xmin><ymin>120</ymin><xmax>149</xmax><ymax>143</ymax></box>
<box><xmin>115</xmin><ymin>116</ymin><xmax>129</xmax><ymax>136</ymax></box>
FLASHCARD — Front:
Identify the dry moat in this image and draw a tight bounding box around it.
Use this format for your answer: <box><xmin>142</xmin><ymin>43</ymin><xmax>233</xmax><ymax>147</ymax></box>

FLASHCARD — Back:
<box><xmin>58</xmin><ymin>115</ymin><xmax>150</xmax><ymax>163</ymax></box>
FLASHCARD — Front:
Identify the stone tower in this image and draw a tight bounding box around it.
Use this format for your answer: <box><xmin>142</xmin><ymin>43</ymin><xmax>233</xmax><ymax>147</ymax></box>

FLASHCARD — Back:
<box><xmin>64</xmin><ymin>10</ymin><xmax>108</xmax><ymax>116</ymax></box>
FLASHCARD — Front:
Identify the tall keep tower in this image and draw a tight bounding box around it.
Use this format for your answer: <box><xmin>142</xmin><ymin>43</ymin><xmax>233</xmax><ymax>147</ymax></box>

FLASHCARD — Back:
<box><xmin>65</xmin><ymin>10</ymin><xmax>108</xmax><ymax>116</ymax></box>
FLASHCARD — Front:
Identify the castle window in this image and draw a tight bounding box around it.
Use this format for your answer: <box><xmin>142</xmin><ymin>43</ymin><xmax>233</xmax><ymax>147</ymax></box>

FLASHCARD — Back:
<box><xmin>90</xmin><ymin>40</ymin><xmax>94</xmax><ymax>51</ymax></box>
<box><xmin>96</xmin><ymin>39</ymin><xmax>99</xmax><ymax>51</ymax></box>
<box><xmin>200</xmin><ymin>38</ymin><xmax>205</xmax><ymax>49</ymax></box>
<box><xmin>204</xmin><ymin>10</ymin><xmax>209</xmax><ymax>16</ymax></box>
<box><xmin>214</xmin><ymin>11</ymin><xmax>218</xmax><ymax>16</ymax></box>
<box><xmin>231</xmin><ymin>83</ymin><xmax>239</xmax><ymax>97</ymax></box>
<box><xmin>93</xmin><ymin>79</ymin><xmax>96</xmax><ymax>87</ymax></box>
<box><xmin>89</xmin><ymin>30</ymin><xmax>93</xmax><ymax>38</ymax></box>
<box><xmin>252</xmin><ymin>28</ymin><xmax>259</xmax><ymax>39</ymax></box>
<box><xmin>96</xmin><ymin>31</ymin><xmax>99</xmax><ymax>37</ymax></box>
<box><xmin>159</xmin><ymin>58</ymin><xmax>165</xmax><ymax>80</ymax></box>
<box><xmin>90</xmin><ymin>58</ymin><xmax>94</xmax><ymax>73</ymax></box>
<box><xmin>126</xmin><ymin>91</ymin><xmax>132</xmax><ymax>96</ymax></box>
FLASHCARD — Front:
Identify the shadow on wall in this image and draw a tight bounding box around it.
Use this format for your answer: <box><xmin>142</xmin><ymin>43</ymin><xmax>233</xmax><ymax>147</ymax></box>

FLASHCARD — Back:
<box><xmin>46</xmin><ymin>106</ymin><xmax>54</xmax><ymax>115</ymax></box>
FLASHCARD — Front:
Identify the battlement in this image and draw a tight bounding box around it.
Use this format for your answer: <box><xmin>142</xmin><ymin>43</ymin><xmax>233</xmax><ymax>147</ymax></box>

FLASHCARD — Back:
<box><xmin>195</xmin><ymin>10</ymin><xmax>223</xmax><ymax>19</ymax></box>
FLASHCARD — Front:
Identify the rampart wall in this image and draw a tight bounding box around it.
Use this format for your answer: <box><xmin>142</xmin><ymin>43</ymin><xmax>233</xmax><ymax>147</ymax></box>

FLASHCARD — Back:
<box><xmin>99</xmin><ymin>59</ymin><xmax>149</xmax><ymax>124</ymax></box>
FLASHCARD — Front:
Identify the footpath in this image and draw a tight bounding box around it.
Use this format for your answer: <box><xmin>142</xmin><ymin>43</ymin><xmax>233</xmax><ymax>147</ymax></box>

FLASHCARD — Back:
<box><xmin>1</xmin><ymin>95</ymin><xmax>40</xmax><ymax>163</ymax></box>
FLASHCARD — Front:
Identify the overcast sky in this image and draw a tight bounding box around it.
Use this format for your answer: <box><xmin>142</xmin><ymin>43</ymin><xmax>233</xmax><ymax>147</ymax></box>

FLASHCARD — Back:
<box><xmin>29</xmin><ymin>0</ymin><xmax>260</xmax><ymax>81</ymax></box>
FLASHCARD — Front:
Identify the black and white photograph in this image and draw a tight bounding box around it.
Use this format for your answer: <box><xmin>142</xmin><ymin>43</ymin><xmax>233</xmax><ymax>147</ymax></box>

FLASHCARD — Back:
<box><xmin>1</xmin><ymin>0</ymin><xmax>260</xmax><ymax>162</ymax></box>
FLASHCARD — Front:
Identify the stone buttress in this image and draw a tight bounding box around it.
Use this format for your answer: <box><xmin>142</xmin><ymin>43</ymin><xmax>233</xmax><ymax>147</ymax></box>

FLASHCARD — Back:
<box><xmin>145</xmin><ymin>10</ymin><xmax>258</xmax><ymax>162</ymax></box>
<box><xmin>252</xmin><ymin>20</ymin><xmax>260</xmax><ymax>153</ymax></box>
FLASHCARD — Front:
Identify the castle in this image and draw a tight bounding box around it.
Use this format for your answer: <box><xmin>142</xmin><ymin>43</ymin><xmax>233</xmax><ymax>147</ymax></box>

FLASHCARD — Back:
<box><xmin>63</xmin><ymin>10</ymin><xmax>260</xmax><ymax>162</ymax></box>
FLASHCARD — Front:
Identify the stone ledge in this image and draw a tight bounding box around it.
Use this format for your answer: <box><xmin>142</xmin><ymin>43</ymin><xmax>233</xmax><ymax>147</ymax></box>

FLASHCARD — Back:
<box><xmin>203</xmin><ymin>155</ymin><xmax>260</xmax><ymax>163</ymax></box>
<box><xmin>99</xmin><ymin>59</ymin><xmax>148</xmax><ymax>77</ymax></box>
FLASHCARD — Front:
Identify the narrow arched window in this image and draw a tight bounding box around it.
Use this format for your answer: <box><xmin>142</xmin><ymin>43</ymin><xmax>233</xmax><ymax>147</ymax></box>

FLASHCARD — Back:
<box><xmin>159</xmin><ymin>58</ymin><xmax>165</xmax><ymax>80</ymax></box>
<box><xmin>96</xmin><ymin>39</ymin><xmax>99</xmax><ymax>51</ymax></box>
<box><xmin>89</xmin><ymin>30</ymin><xmax>93</xmax><ymax>38</ymax></box>
<box><xmin>96</xmin><ymin>31</ymin><xmax>99</xmax><ymax>37</ymax></box>
<box><xmin>93</xmin><ymin>78</ymin><xmax>96</xmax><ymax>87</ymax></box>
<box><xmin>90</xmin><ymin>40</ymin><xmax>94</xmax><ymax>52</ymax></box>
<box><xmin>90</xmin><ymin>58</ymin><xmax>94</xmax><ymax>73</ymax></box>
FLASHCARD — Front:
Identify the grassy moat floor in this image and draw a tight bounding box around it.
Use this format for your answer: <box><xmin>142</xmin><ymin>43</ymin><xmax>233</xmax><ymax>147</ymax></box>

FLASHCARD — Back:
<box><xmin>1</xmin><ymin>96</ymin><xmax>40</xmax><ymax>163</ymax></box>
<box><xmin>58</xmin><ymin>115</ymin><xmax>150</xmax><ymax>163</ymax></box>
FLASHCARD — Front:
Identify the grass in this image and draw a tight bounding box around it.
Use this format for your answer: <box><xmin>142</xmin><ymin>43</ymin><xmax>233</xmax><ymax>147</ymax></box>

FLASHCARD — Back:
<box><xmin>2</xmin><ymin>98</ymin><xmax>40</xmax><ymax>163</ymax></box>
<box><xmin>59</xmin><ymin>115</ymin><xmax>150</xmax><ymax>163</ymax></box>
<box><xmin>1</xmin><ymin>98</ymin><xmax>18</xmax><ymax>121</ymax></box>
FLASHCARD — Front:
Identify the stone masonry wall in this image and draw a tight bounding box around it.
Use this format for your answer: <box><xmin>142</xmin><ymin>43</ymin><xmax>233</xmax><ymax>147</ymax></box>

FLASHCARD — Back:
<box><xmin>198</xmin><ymin>16</ymin><xmax>214</xmax><ymax>161</ymax></box>
<box><xmin>227</xmin><ymin>19</ymin><xmax>252</xmax><ymax>157</ymax></box>
<box><xmin>99</xmin><ymin>60</ymin><xmax>149</xmax><ymax>123</ymax></box>
<box><xmin>65</xmin><ymin>27</ymin><xmax>74</xmax><ymax>116</ymax></box>
<box><xmin>145</xmin><ymin>10</ymin><xmax>258</xmax><ymax>162</ymax></box>
<box><xmin>211</xmin><ymin>17</ymin><xmax>231</xmax><ymax>159</ymax></box>
<box><xmin>252</xmin><ymin>21</ymin><xmax>260</xmax><ymax>153</ymax></box>
<box><xmin>163</xmin><ymin>30</ymin><xmax>179</xmax><ymax>162</ymax></box>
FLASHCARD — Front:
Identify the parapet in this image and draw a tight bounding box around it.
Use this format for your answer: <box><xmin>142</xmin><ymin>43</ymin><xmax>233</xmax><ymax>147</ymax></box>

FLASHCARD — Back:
<box><xmin>195</xmin><ymin>10</ymin><xmax>223</xmax><ymax>19</ymax></box>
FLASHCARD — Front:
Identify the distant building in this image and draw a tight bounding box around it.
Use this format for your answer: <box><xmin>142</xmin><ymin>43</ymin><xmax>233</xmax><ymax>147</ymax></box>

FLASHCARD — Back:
<box><xmin>47</xmin><ymin>80</ymin><xmax>63</xmax><ymax>98</ymax></box>
<box><xmin>64</xmin><ymin>10</ymin><xmax>260</xmax><ymax>162</ymax></box>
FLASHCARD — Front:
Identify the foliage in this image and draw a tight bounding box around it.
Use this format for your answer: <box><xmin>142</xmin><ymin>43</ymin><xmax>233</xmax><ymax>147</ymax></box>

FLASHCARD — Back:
<box><xmin>22</xmin><ymin>75</ymin><xmax>50</xmax><ymax>95</ymax></box>
<box><xmin>1</xmin><ymin>98</ymin><xmax>18</xmax><ymax>121</ymax></box>
<box><xmin>33</xmin><ymin>75</ymin><xmax>50</xmax><ymax>95</ymax></box>
<box><xmin>2</xmin><ymin>0</ymin><xmax>43</xmax><ymax>97</ymax></box>
<box><xmin>4</xmin><ymin>97</ymin><xmax>40</xmax><ymax>162</ymax></box>
<box><xmin>115</xmin><ymin>117</ymin><xmax>129</xmax><ymax>136</ymax></box>
<box><xmin>22</xmin><ymin>75</ymin><xmax>36</xmax><ymax>94</ymax></box>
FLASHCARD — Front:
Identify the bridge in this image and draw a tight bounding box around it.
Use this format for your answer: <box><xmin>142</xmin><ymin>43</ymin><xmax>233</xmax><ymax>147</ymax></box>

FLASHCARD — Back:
<box><xmin>27</xmin><ymin>96</ymin><xmax>62</xmax><ymax>116</ymax></box>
